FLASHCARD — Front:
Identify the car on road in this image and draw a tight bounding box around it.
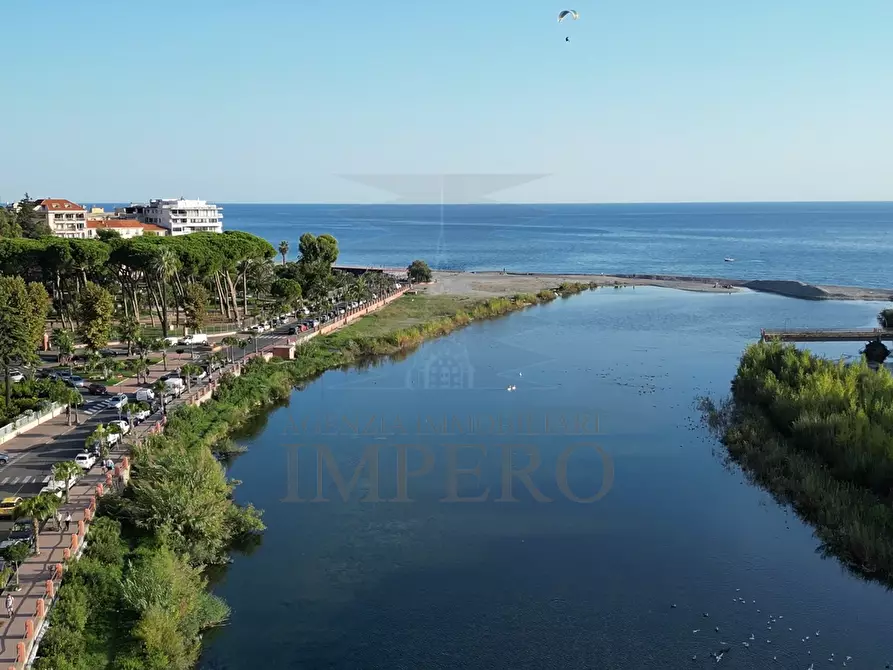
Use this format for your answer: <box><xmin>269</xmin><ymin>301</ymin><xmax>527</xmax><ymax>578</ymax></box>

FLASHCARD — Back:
<box><xmin>75</xmin><ymin>453</ymin><xmax>97</xmax><ymax>470</ymax></box>
<box><xmin>109</xmin><ymin>419</ymin><xmax>131</xmax><ymax>435</ymax></box>
<box><xmin>179</xmin><ymin>334</ymin><xmax>209</xmax><ymax>346</ymax></box>
<box><xmin>0</xmin><ymin>497</ymin><xmax>22</xmax><ymax>518</ymax></box>
<box><xmin>0</xmin><ymin>453</ymin><xmax>10</xmax><ymax>466</ymax></box>
<box><xmin>189</xmin><ymin>369</ymin><xmax>207</xmax><ymax>383</ymax></box>
<box><xmin>99</xmin><ymin>348</ymin><xmax>124</xmax><ymax>357</ymax></box>
<box><xmin>9</xmin><ymin>372</ymin><xmax>24</xmax><ymax>383</ymax></box>
<box><xmin>87</xmin><ymin>383</ymin><xmax>108</xmax><ymax>395</ymax></box>
<box><xmin>287</xmin><ymin>326</ymin><xmax>297</xmax><ymax>335</ymax></box>
<box><xmin>65</xmin><ymin>376</ymin><xmax>85</xmax><ymax>388</ymax></box>
<box><xmin>0</xmin><ymin>521</ymin><xmax>34</xmax><ymax>551</ymax></box>
<box><xmin>110</xmin><ymin>393</ymin><xmax>128</xmax><ymax>411</ymax></box>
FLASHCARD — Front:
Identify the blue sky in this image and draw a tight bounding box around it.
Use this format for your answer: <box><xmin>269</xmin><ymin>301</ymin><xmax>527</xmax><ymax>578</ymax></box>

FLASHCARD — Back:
<box><xmin>2</xmin><ymin>0</ymin><xmax>891</xmax><ymax>203</ymax></box>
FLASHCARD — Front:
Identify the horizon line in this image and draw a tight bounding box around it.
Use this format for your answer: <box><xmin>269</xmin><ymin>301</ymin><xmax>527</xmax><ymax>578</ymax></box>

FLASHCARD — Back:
<box><xmin>66</xmin><ymin>199</ymin><xmax>893</xmax><ymax>207</ymax></box>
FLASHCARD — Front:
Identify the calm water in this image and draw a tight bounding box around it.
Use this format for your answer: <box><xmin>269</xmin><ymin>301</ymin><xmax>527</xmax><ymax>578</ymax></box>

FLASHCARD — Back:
<box><xmin>199</xmin><ymin>288</ymin><xmax>892</xmax><ymax>669</ymax></box>
<box><xmin>218</xmin><ymin>202</ymin><xmax>893</xmax><ymax>288</ymax></box>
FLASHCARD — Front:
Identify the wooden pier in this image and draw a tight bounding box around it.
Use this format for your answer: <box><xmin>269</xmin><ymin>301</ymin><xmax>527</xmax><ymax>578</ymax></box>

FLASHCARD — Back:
<box><xmin>760</xmin><ymin>328</ymin><xmax>893</xmax><ymax>343</ymax></box>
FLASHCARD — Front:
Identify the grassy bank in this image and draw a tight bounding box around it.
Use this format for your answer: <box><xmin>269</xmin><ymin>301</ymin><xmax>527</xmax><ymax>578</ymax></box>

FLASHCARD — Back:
<box><xmin>35</xmin><ymin>282</ymin><xmax>594</xmax><ymax>669</ymax></box>
<box><xmin>700</xmin><ymin>340</ymin><xmax>893</xmax><ymax>585</ymax></box>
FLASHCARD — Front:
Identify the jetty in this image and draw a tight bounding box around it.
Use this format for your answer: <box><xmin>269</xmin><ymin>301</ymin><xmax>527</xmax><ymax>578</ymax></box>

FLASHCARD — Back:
<box><xmin>760</xmin><ymin>328</ymin><xmax>893</xmax><ymax>343</ymax></box>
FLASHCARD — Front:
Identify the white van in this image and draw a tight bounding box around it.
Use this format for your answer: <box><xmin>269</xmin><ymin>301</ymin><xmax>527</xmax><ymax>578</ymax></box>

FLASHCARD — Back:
<box><xmin>179</xmin><ymin>334</ymin><xmax>209</xmax><ymax>346</ymax></box>
<box><xmin>135</xmin><ymin>388</ymin><xmax>155</xmax><ymax>402</ymax></box>
<box><xmin>164</xmin><ymin>378</ymin><xmax>185</xmax><ymax>395</ymax></box>
<box><xmin>163</xmin><ymin>336</ymin><xmax>179</xmax><ymax>347</ymax></box>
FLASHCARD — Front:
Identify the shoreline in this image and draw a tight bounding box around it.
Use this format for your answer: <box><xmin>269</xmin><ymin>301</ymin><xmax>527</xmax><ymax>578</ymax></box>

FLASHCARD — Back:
<box><xmin>424</xmin><ymin>270</ymin><xmax>893</xmax><ymax>302</ymax></box>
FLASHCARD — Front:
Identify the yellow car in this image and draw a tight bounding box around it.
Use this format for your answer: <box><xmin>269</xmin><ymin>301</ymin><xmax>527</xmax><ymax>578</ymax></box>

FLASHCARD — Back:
<box><xmin>0</xmin><ymin>497</ymin><xmax>22</xmax><ymax>518</ymax></box>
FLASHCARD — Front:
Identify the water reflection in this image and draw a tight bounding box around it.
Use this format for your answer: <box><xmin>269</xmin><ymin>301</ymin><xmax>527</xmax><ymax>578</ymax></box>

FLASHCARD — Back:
<box><xmin>199</xmin><ymin>288</ymin><xmax>892</xmax><ymax>669</ymax></box>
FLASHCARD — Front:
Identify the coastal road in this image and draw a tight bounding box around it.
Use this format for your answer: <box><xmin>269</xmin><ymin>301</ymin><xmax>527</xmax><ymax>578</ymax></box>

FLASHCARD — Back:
<box><xmin>0</xmin><ymin>317</ymin><xmax>308</xmax><ymax>504</ymax></box>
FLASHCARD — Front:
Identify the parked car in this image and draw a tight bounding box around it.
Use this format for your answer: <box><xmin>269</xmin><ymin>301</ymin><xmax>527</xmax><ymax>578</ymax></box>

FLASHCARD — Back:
<box><xmin>39</xmin><ymin>486</ymin><xmax>64</xmax><ymax>500</ymax></box>
<box><xmin>0</xmin><ymin>453</ymin><xmax>10</xmax><ymax>466</ymax></box>
<box><xmin>135</xmin><ymin>388</ymin><xmax>155</xmax><ymax>402</ymax></box>
<box><xmin>75</xmin><ymin>453</ymin><xmax>97</xmax><ymax>470</ymax></box>
<box><xmin>9</xmin><ymin>372</ymin><xmax>24</xmax><ymax>383</ymax></box>
<box><xmin>109</xmin><ymin>419</ymin><xmax>131</xmax><ymax>435</ymax></box>
<box><xmin>129</xmin><ymin>407</ymin><xmax>151</xmax><ymax>423</ymax></box>
<box><xmin>287</xmin><ymin>326</ymin><xmax>297</xmax><ymax>335</ymax></box>
<box><xmin>0</xmin><ymin>521</ymin><xmax>34</xmax><ymax>551</ymax></box>
<box><xmin>65</xmin><ymin>376</ymin><xmax>85</xmax><ymax>388</ymax></box>
<box><xmin>0</xmin><ymin>497</ymin><xmax>22</xmax><ymax>518</ymax></box>
<box><xmin>87</xmin><ymin>383</ymin><xmax>108</xmax><ymax>395</ymax></box>
<box><xmin>110</xmin><ymin>393</ymin><xmax>128</xmax><ymax>411</ymax></box>
<box><xmin>189</xmin><ymin>369</ymin><xmax>207</xmax><ymax>383</ymax></box>
<box><xmin>46</xmin><ymin>473</ymin><xmax>79</xmax><ymax>493</ymax></box>
<box><xmin>98</xmin><ymin>348</ymin><xmax>123</xmax><ymax>357</ymax></box>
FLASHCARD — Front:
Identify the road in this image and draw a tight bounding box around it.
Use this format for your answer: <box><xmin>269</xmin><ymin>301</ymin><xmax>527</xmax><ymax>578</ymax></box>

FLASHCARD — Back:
<box><xmin>0</xmin><ymin>319</ymin><xmax>307</xmax><ymax>503</ymax></box>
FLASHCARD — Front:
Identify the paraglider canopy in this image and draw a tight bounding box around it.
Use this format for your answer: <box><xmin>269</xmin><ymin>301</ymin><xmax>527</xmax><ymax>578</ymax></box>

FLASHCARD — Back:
<box><xmin>558</xmin><ymin>9</ymin><xmax>579</xmax><ymax>23</ymax></box>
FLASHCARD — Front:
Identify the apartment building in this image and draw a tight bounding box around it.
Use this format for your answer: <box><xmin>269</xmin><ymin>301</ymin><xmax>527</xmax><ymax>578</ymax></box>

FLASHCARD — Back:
<box><xmin>86</xmin><ymin>219</ymin><xmax>169</xmax><ymax>238</ymax></box>
<box><xmin>116</xmin><ymin>197</ymin><xmax>223</xmax><ymax>235</ymax></box>
<box><xmin>33</xmin><ymin>198</ymin><xmax>88</xmax><ymax>238</ymax></box>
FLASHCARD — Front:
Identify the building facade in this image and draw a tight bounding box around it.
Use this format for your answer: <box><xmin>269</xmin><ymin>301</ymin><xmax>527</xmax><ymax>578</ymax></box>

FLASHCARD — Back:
<box><xmin>116</xmin><ymin>198</ymin><xmax>223</xmax><ymax>235</ymax></box>
<box><xmin>86</xmin><ymin>219</ymin><xmax>169</xmax><ymax>238</ymax></box>
<box><xmin>33</xmin><ymin>198</ymin><xmax>88</xmax><ymax>238</ymax></box>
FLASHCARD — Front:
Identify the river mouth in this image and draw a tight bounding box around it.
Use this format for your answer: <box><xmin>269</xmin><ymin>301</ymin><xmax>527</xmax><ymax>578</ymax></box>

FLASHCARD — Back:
<box><xmin>199</xmin><ymin>287</ymin><xmax>891</xmax><ymax>669</ymax></box>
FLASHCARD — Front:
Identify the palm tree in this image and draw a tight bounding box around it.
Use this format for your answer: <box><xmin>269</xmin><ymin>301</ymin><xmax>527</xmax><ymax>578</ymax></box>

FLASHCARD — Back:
<box><xmin>126</xmin><ymin>400</ymin><xmax>150</xmax><ymax>428</ymax></box>
<box><xmin>149</xmin><ymin>337</ymin><xmax>168</xmax><ymax>371</ymax></box>
<box><xmin>17</xmin><ymin>493</ymin><xmax>61</xmax><ymax>556</ymax></box>
<box><xmin>133</xmin><ymin>336</ymin><xmax>151</xmax><ymax>360</ymax></box>
<box><xmin>50</xmin><ymin>328</ymin><xmax>75</xmax><ymax>365</ymax></box>
<box><xmin>152</xmin><ymin>379</ymin><xmax>168</xmax><ymax>414</ymax></box>
<box><xmin>54</xmin><ymin>386</ymin><xmax>82</xmax><ymax>426</ymax></box>
<box><xmin>237</xmin><ymin>338</ymin><xmax>250</xmax><ymax>360</ymax></box>
<box><xmin>278</xmin><ymin>240</ymin><xmax>289</xmax><ymax>265</ymax></box>
<box><xmin>221</xmin><ymin>336</ymin><xmax>239</xmax><ymax>363</ymax></box>
<box><xmin>128</xmin><ymin>357</ymin><xmax>150</xmax><ymax>384</ymax></box>
<box><xmin>87</xmin><ymin>424</ymin><xmax>108</xmax><ymax>456</ymax></box>
<box><xmin>151</xmin><ymin>247</ymin><xmax>180</xmax><ymax>337</ymax></box>
<box><xmin>52</xmin><ymin>461</ymin><xmax>81</xmax><ymax>503</ymax></box>
<box><xmin>3</xmin><ymin>541</ymin><xmax>30</xmax><ymax>591</ymax></box>
<box><xmin>180</xmin><ymin>363</ymin><xmax>202</xmax><ymax>393</ymax></box>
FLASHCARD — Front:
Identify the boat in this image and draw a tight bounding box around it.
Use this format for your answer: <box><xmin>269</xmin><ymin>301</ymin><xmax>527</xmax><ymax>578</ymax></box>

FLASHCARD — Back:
<box><xmin>724</xmin><ymin>257</ymin><xmax>735</xmax><ymax>262</ymax></box>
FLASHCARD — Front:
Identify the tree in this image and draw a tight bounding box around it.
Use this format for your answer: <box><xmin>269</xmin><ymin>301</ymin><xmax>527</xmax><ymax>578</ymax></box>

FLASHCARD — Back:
<box><xmin>270</xmin><ymin>278</ymin><xmax>302</xmax><ymax>313</ymax></box>
<box><xmin>183</xmin><ymin>283</ymin><xmax>209</xmax><ymax>333</ymax></box>
<box><xmin>407</xmin><ymin>259</ymin><xmax>432</xmax><ymax>283</ymax></box>
<box><xmin>151</xmin><ymin>247</ymin><xmax>180</xmax><ymax>337</ymax></box>
<box><xmin>221</xmin><ymin>336</ymin><xmax>238</xmax><ymax>363</ymax></box>
<box><xmin>87</xmin><ymin>424</ymin><xmax>109</xmax><ymax>456</ymax></box>
<box><xmin>0</xmin><ymin>207</ymin><xmax>23</xmax><ymax>238</ymax></box>
<box><xmin>51</xmin><ymin>328</ymin><xmax>75</xmax><ymax>364</ymax></box>
<box><xmin>180</xmin><ymin>363</ymin><xmax>202</xmax><ymax>394</ymax></box>
<box><xmin>76</xmin><ymin>281</ymin><xmax>115</xmax><ymax>352</ymax></box>
<box><xmin>152</xmin><ymin>379</ymin><xmax>168</xmax><ymax>414</ymax></box>
<box><xmin>15</xmin><ymin>195</ymin><xmax>51</xmax><ymax>239</ymax></box>
<box><xmin>17</xmin><ymin>493</ymin><xmax>61</xmax><ymax>556</ymax></box>
<box><xmin>2</xmin><ymin>541</ymin><xmax>30</xmax><ymax>590</ymax></box>
<box><xmin>127</xmin><ymin>400</ymin><xmax>150</xmax><ymax>427</ymax></box>
<box><xmin>118</xmin><ymin>314</ymin><xmax>141</xmax><ymax>356</ymax></box>
<box><xmin>50</xmin><ymin>384</ymin><xmax>82</xmax><ymax>426</ymax></box>
<box><xmin>96</xmin><ymin>228</ymin><xmax>121</xmax><ymax>242</ymax></box>
<box><xmin>278</xmin><ymin>240</ymin><xmax>289</xmax><ymax>265</ymax></box>
<box><xmin>297</xmin><ymin>233</ymin><xmax>339</xmax><ymax>299</ymax></box>
<box><xmin>149</xmin><ymin>338</ymin><xmax>168</xmax><ymax>372</ymax></box>
<box><xmin>878</xmin><ymin>309</ymin><xmax>893</xmax><ymax>329</ymax></box>
<box><xmin>0</xmin><ymin>276</ymin><xmax>49</xmax><ymax>406</ymax></box>
<box><xmin>52</xmin><ymin>461</ymin><xmax>82</xmax><ymax>503</ymax></box>
<box><xmin>128</xmin><ymin>357</ymin><xmax>150</xmax><ymax>384</ymax></box>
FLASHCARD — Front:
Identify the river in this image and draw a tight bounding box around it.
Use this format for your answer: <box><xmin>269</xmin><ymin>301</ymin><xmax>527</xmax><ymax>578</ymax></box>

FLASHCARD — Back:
<box><xmin>198</xmin><ymin>287</ymin><xmax>891</xmax><ymax>669</ymax></box>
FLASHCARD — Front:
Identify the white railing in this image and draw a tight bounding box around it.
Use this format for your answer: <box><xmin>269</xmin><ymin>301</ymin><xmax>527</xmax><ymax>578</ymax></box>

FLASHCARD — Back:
<box><xmin>0</xmin><ymin>402</ymin><xmax>64</xmax><ymax>441</ymax></box>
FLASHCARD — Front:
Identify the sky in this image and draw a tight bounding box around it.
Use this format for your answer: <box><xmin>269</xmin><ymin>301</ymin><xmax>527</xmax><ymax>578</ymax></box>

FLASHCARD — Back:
<box><xmin>1</xmin><ymin>0</ymin><xmax>892</xmax><ymax>204</ymax></box>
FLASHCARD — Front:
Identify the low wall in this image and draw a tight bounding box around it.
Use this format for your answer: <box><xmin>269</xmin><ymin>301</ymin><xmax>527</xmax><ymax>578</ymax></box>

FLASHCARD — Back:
<box><xmin>316</xmin><ymin>288</ymin><xmax>409</xmax><ymax>338</ymax></box>
<box><xmin>0</xmin><ymin>403</ymin><xmax>65</xmax><ymax>446</ymax></box>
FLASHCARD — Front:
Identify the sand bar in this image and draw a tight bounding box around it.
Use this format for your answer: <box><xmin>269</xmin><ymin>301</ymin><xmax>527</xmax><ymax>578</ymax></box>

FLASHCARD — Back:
<box><xmin>423</xmin><ymin>271</ymin><xmax>893</xmax><ymax>302</ymax></box>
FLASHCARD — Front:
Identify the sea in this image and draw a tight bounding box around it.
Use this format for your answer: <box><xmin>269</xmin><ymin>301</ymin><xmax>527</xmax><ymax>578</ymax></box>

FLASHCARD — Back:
<box><xmin>212</xmin><ymin>202</ymin><xmax>893</xmax><ymax>288</ymax></box>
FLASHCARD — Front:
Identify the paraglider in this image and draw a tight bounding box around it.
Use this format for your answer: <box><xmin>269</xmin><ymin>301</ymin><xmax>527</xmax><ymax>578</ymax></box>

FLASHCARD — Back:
<box><xmin>558</xmin><ymin>9</ymin><xmax>579</xmax><ymax>23</ymax></box>
<box><xmin>558</xmin><ymin>10</ymin><xmax>579</xmax><ymax>43</ymax></box>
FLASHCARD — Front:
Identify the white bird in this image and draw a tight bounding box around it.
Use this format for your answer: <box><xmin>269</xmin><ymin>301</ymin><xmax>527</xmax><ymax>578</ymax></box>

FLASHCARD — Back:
<box><xmin>742</xmin><ymin>642</ymin><xmax>749</xmax><ymax>648</ymax></box>
<box><xmin>693</xmin><ymin>629</ymin><xmax>700</xmax><ymax>634</ymax></box>
<box><xmin>815</xmin><ymin>631</ymin><xmax>820</xmax><ymax>637</ymax></box>
<box><xmin>749</xmin><ymin>634</ymin><xmax>755</xmax><ymax>641</ymax></box>
<box><xmin>846</xmin><ymin>657</ymin><xmax>852</xmax><ymax>662</ymax></box>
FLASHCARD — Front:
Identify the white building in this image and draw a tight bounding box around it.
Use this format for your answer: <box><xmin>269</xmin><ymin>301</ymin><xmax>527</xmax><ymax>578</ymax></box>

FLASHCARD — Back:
<box><xmin>33</xmin><ymin>198</ymin><xmax>88</xmax><ymax>238</ymax></box>
<box><xmin>117</xmin><ymin>198</ymin><xmax>223</xmax><ymax>235</ymax></box>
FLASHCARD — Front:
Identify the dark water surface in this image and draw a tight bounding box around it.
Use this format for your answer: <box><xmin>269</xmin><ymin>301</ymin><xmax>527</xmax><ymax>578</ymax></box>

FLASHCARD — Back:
<box><xmin>199</xmin><ymin>288</ymin><xmax>892</xmax><ymax>669</ymax></box>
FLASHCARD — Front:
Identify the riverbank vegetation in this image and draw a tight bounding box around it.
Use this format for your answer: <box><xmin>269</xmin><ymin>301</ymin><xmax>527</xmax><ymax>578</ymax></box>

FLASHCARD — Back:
<box><xmin>700</xmin><ymin>340</ymin><xmax>893</xmax><ymax>585</ymax></box>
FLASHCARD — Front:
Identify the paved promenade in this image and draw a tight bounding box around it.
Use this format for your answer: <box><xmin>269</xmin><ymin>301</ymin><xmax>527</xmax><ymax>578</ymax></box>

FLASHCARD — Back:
<box><xmin>0</xmin><ymin>287</ymin><xmax>409</xmax><ymax>668</ymax></box>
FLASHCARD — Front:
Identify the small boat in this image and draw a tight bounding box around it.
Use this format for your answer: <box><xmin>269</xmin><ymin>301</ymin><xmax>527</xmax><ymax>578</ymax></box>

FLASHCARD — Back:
<box><xmin>724</xmin><ymin>257</ymin><xmax>735</xmax><ymax>262</ymax></box>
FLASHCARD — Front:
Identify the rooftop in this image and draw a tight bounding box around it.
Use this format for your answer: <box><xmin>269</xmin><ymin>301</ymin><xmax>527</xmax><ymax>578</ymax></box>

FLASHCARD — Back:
<box><xmin>34</xmin><ymin>198</ymin><xmax>85</xmax><ymax>211</ymax></box>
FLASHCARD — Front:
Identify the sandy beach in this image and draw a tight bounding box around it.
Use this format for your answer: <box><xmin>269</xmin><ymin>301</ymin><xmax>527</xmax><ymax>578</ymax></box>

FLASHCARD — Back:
<box><xmin>423</xmin><ymin>270</ymin><xmax>893</xmax><ymax>302</ymax></box>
